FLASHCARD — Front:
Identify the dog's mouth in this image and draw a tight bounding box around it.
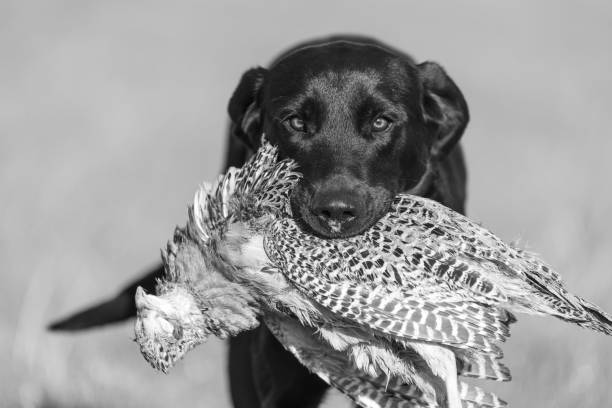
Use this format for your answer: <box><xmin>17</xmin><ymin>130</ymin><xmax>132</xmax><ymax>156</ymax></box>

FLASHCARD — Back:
<box><xmin>290</xmin><ymin>182</ymin><xmax>392</xmax><ymax>239</ymax></box>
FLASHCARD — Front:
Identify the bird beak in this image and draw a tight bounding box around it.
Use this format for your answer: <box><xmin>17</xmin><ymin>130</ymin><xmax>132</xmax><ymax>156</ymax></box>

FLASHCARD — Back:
<box><xmin>135</xmin><ymin>286</ymin><xmax>167</xmax><ymax>310</ymax></box>
<box><xmin>135</xmin><ymin>286</ymin><xmax>148</xmax><ymax>310</ymax></box>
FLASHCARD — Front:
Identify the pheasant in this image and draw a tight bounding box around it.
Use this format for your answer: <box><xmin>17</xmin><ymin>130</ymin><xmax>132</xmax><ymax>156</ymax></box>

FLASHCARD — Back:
<box><xmin>134</xmin><ymin>137</ymin><xmax>612</xmax><ymax>408</ymax></box>
<box><xmin>135</xmin><ymin>225</ymin><xmax>505</xmax><ymax>408</ymax></box>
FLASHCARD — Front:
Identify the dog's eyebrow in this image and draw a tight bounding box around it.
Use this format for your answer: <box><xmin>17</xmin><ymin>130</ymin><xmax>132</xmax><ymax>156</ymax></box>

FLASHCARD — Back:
<box><xmin>269</xmin><ymin>94</ymin><xmax>302</xmax><ymax>109</ymax></box>
<box><xmin>272</xmin><ymin>110</ymin><xmax>296</xmax><ymax>122</ymax></box>
<box><xmin>267</xmin><ymin>96</ymin><xmax>298</xmax><ymax>120</ymax></box>
<box><xmin>269</xmin><ymin>94</ymin><xmax>315</xmax><ymax>118</ymax></box>
<box><xmin>270</xmin><ymin>95</ymin><xmax>291</xmax><ymax>104</ymax></box>
<box><xmin>274</xmin><ymin>102</ymin><xmax>323</xmax><ymax>123</ymax></box>
<box><xmin>356</xmin><ymin>93</ymin><xmax>407</xmax><ymax>121</ymax></box>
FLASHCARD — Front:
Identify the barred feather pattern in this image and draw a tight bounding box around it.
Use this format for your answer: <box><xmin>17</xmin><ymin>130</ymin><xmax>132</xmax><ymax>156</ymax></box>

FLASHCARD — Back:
<box><xmin>453</xmin><ymin>349</ymin><xmax>511</xmax><ymax>381</ymax></box>
<box><xmin>183</xmin><ymin>139</ymin><xmax>516</xmax><ymax>384</ymax></box>
<box><xmin>389</xmin><ymin>195</ymin><xmax>612</xmax><ymax>334</ymax></box>
<box><xmin>188</xmin><ymin>136</ymin><xmax>300</xmax><ymax>244</ymax></box>
<box><xmin>262</xmin><ymin>190</ymin><xmax>612</xmax><ymax>344</ymax></box>
<box><xmin>265</xmin><ymin>314</ymin><xmax>507</xmax><ymax>408</ymax></box>
<box><xmin>179</xmin><ymin>135</ymin><xmax>612</xmax><ymax>407</ymax></box>
<box><xmin>264</xmin><ymin>220</ymin><xmax>513</xmax><ymax>382</ymax></box>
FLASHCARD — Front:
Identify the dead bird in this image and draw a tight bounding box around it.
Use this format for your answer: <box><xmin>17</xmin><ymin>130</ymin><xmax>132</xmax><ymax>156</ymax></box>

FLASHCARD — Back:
<box><xmin>135</xmin><ymin>225</ymin><xmax>504</xmax><ymax>408</ymax></box>
<box><xmin>135</xmin><ymin>137</ymin><xmax>612</xmax><ymax>408</ymax></box>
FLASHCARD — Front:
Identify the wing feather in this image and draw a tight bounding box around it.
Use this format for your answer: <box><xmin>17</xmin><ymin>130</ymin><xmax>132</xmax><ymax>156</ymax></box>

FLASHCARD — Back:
<box><xmin>270</xmin><ymin>250</ymin><xmax>510</xmax><ymax>356</ymax></box>
<box><xmin>266</xmin><ymin>313</ymin><xmax>508</xmax><ymax>408</ymax></box>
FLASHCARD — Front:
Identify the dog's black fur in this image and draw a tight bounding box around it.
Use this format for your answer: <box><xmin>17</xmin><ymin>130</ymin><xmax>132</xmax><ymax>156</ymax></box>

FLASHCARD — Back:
<box><xmin>49</xmin><ymin>36</ymin><xmax>469</xmax><ymax>408</ymax></box>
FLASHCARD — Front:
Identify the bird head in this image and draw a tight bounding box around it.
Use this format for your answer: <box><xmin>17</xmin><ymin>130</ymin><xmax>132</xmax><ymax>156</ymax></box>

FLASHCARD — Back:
<box><xmin>134</xmin><ymin>284</ymin><xmax>206</xmax><ymax>373</ymax></box>
<box><xmin>134</xmin><ymin>226</ymin><xmax>263</xmax><ymax>373</ymax></box>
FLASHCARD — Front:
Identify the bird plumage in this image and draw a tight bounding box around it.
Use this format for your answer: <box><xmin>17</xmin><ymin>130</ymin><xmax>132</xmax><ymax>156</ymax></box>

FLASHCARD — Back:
<box><xmin>265</xmin><ymin>313</ymin><xmax>506</xmax><ymax>408</ymax></box>
<box><xmin>134</xmin><ymin>229</ymin><xmax>261</xmax><ymax>372</ymax></box>
<box><xmin>135</xmin><ymin>136</ymin><xmax>612</xmax><ymax>407</ymax></box>
<box><xmin>135</xmin><ymin>225</ymin><xmax>506</xmax><ymax>408</ymax></box>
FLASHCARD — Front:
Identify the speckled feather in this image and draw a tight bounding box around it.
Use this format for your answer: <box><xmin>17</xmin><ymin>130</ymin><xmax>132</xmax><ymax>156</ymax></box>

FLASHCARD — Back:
<box><xmin>197</xmin><ymin>138</ymin><xmax>612</xmax><ymax>363</ymax></box>
<box><xmin>185</xmin><ymin>139</ymin><xmax>515</xmax><ymax>402</ymax></box>
<box><xmin>256</xmin><ymin>173</ymin><xmax>612</xmax><ymax>385</ymax></box>
<box><xmin>141</xmin><ymin>137</ymin><xmax>612</xmax><ymax>408</ymax></box>
<box><xmin>265</xmin><ymin>313</ymin><xmax>506</xmax><ymax>408</ymax></box>
<box><xmin>136</xmin><ymin>139</ymin><xmax>513</xmax><ymax>407</ymax></box>
<box><xmin>191</xmin><ymin>140</ymin><xmax>514</xmax><ymax>351</ymax></box>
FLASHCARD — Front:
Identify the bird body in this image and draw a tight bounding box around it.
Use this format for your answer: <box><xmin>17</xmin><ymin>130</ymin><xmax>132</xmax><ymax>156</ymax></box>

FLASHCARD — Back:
<box><xmin>136</xmin><ymin>225</ymin><xmax>507</xmax><ymax>408</ymax></box>
<box><xmin>134</xmin><ymin>137</ymin><xmax>612</xmax><ymax>408</ymax></box>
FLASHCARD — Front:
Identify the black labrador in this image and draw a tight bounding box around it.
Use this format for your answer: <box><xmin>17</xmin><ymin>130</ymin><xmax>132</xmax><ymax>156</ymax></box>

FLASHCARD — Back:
<box><xmin>50</xmin><ymin>35</ymin><xmax>469</xmax><ymax>408</ymax></box>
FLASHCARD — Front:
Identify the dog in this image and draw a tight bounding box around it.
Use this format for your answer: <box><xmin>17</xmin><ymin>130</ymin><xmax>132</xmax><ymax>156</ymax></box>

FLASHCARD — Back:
<box><xmin>50</xmin><ymin>35</ymin><xmax>469</xmax><ymax>408</ymax></box>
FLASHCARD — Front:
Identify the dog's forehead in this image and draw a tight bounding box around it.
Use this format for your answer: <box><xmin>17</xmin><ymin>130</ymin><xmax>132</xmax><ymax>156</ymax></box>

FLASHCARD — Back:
<box><xmin>265</xmin><ymin>43</ymin><xmax>419</xmax><ymax>107</ymax></box>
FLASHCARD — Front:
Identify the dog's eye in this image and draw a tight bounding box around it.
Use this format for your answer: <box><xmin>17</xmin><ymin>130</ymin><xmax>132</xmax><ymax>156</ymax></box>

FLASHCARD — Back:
<box><xmin>372</xmin><ymin>117</ymin><xmax>391</xmax><ymax>132</ymax></box>
<box><xmin>287</xmin><ymin>117</ymin><xmax>306</xmax><ymax>132</ymax></box>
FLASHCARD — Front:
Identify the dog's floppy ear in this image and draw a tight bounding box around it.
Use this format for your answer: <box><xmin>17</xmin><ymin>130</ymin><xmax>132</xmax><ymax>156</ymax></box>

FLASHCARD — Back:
<box><xmin>417</xmin><ymin>61</ymin><xmax>469</xmax><ymax>159</ymax></box>
<box><xmin>228</xmin><ymin>67</ymin><xmax>267</xmax><ymax>149</ymax></box>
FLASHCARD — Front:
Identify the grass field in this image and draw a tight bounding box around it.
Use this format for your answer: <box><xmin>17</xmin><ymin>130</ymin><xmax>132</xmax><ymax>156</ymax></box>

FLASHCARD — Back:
<box><xmin>2</xmin><ymin>1</ymin><xmax>612</xmax><ymax>407</ymax></box>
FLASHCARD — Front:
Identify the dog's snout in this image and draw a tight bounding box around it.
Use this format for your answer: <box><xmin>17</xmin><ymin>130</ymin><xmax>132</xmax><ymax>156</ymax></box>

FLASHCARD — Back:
<box><xmin>291</xmin><ymin>180</ymin><xmax>392</xmax><ymax>238</ymax></box>
<box><xmin>310</xmin><ymin>190</ymin><xmax>364</xmax><ymax>233</ymax></box>
<box><xmin>313</xmin><ymin>198</ymin><xmax>358</xmax><ymax>224</ymax></box>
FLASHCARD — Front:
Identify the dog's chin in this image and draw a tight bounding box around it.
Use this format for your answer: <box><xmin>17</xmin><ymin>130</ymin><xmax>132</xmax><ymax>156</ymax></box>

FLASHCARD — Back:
<box><xmin>290</xmin><ymin>193</ymin><xmax>391</xmax><ymax>239</ymax></box>
<box><xmin>304</xmin><ymin>214</ymin><xmax>380</xmax><ymax>239</ymax></box>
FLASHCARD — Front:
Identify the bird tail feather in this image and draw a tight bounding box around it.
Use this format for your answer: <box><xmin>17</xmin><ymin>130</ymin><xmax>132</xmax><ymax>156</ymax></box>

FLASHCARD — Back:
<box><xmin>577</xmin><ymin>297</ymin><xmax>612</xmax><ymax>335</ymax></box>
<box><xmin>459</xmin><ymin>382</ymin><xmax>507</xmax><ymax>408</ymax></box>
<box><xmin>454</xmin><ymin>351</ymin><xmax>511</xmax><ymax>382</ymax></box>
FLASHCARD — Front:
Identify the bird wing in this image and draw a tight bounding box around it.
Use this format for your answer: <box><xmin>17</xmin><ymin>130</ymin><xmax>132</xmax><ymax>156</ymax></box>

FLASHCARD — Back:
<box><xmin>265</xmin><ymin>313</ymin><xmax>507</xmax><ymax>408</ymax></box>
<box><xmin>383</xmin><ymin>195</ymin><xmax>612</xmax><ymax>334</ymax></box>
<box><xmin>265</xmin><ymin>219</ymin><xmax>512</xmax><ymax>356</ymax></box>
<box><xmin>264</xmin><ymin>313</ymin><xmax>435</xmax><ymax>408</ymax></box>
<box><xmin>391</xmin><ymin>194</ymin><xmax>563</xmax><ymax>285</ymax></box>
<box><xmin>387</xmin><ymin>196</ymin><xmax>599</xmax><ymax>318</ymax></box>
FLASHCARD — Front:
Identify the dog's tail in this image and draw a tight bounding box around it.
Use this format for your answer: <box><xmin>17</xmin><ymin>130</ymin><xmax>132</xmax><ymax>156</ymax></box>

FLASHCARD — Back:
<box><xmin>48</xmin><ymin>266</ymin><xmax>161</xmax><ymax>331</ymax></box>
<box><xmin>49</xmin><ymin>132</ymin><xmax>251</xmax><ymax>332</ymax></box>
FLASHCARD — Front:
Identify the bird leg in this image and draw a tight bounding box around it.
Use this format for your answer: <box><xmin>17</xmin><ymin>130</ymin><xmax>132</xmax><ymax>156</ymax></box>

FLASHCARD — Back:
<box><xmin>410</xmin><ymin>343</ymin><xmax>461</xmax><ymax>408</ymax></box>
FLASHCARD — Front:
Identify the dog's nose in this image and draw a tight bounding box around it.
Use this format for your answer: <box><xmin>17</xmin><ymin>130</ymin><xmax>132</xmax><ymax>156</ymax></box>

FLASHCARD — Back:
<box><xmin>311</xmin><ymin>191</ymin><xmax>363</xmax><ymax>232</ymax></box>
<box><xmin>313</xmin><ymin>200</ymin><xmax>357</xmax><ymax>224</ymax></box>
<box><xmin>293</xmin><ymin>182</ymin><xmax>380</xmax><ymax>238</ymax></box>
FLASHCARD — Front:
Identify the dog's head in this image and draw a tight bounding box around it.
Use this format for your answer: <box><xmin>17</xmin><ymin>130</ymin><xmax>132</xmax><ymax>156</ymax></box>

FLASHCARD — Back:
<box><xmin>228</xmin><ymin>38</ymin><xmax>468</xmax><ymax>238</ymax></box>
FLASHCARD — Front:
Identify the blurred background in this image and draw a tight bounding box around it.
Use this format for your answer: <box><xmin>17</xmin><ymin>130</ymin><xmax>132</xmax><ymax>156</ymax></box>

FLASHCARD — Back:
<box><xmin>2</xmin><ymin>1</ymin><xmax>612</xmax><ymax>407</ymax></box>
